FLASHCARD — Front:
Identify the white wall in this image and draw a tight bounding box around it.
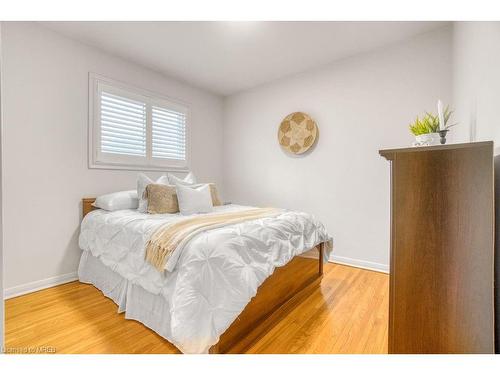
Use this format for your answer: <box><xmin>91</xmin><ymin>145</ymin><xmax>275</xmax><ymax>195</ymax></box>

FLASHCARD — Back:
<box><xmin>451</xmin><ymin>21</ymin><xmax>500</xmax><ymax>353</ymax></box>
<box><xmin>452</xmin><ymin>22</ymin><xmax>500</xmax><ymax>152</ymax></box>
<box><xmin>1</xmin><ymin>22</ymin><xmax>224</xmax><ymax>294</ymax></box>
<box><xmin>223</xmin><ymin>27</ymin><xmax>452</xmax><ymax>272</ymax></box>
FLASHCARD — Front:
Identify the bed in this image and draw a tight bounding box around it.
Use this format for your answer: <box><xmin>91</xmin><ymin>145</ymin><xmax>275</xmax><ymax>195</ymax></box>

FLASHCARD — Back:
<box><xmin>79</xmin><ymin>198</ymin><xmax>332</xmax><ymax>353</ymax></box>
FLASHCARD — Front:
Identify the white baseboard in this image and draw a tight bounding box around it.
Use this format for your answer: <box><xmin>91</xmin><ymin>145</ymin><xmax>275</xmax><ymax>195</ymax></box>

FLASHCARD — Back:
<box><xmin>4</xmin><ymin>272</ymin><xmax>78</xmax><ymax>300</ymax></box>
<box><xmin>329</xmin><ymin>255</ymin><xmax>389</xmax><ymax>274</ymax></box>
<box><xmin>299</xmin><ymin>251</ymin><xmax>389</xmax><ymax>274</ymax></box>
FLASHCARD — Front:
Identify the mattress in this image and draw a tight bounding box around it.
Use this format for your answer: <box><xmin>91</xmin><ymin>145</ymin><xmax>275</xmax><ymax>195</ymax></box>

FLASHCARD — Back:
<box><xmin>78</xmin><ymin>204</ymin><xmax>332</xmax><ymax>353</ymax></box>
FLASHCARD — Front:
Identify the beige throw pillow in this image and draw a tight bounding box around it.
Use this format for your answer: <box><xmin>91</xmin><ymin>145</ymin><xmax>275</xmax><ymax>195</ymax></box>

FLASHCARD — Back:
<box><xmin>144</xmin><ymin>184</ymin><xmax>179</xmax><ymax>214</ymax></box>
<box><xmin>208</xmin><ymin>184</ymin><xmax>222</xmax><ymax>207</ymax></box>
<box><xmin>137</xmin><ymin>173</ymin><xmax>169</xmax><ymax>213</ymax></box>
<box><xmin>145</xmin><ymin>183</ymin><xmax>222</xmax><ymax>214</ymax></box>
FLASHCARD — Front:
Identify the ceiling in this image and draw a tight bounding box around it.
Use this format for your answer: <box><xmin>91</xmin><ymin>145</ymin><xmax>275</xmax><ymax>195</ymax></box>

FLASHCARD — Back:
<box><xmin>41</xmin><ymin>21</ymin><xmax>449</xmax><ymax>96</ymax></box>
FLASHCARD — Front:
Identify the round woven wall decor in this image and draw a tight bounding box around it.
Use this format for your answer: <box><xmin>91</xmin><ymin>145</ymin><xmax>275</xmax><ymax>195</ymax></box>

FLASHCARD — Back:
<box><xmin>278</xmin><ymin>112</ymin><xmax>318</xmax><ymax>154</ymax></box>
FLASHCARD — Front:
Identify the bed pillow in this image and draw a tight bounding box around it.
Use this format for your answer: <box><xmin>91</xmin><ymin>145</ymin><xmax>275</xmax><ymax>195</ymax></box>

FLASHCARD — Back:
<box><xmin>137</xmin><ymin>173</ymin><xmax>169</xmax><ymax>212</ymax></box>
<box><xmin>207</xmin><ymin>183</ymin><xmax>222</xmax><ymax>206</ymax></box>
<box><xmin>144</xmin><ymin>184</ymin><xmax>179</xmax><ymax>214</ymax></box>
<box><xmin>144</xmin><ymin>183</ymin><xmax>221</xmax><ymax>214</ymax></box>
<box><xmin>92</xmin><ymin>190</ymin><xmax>139</xmax><ymax>211</ymax></box>
<box><xmin>167</xmin><ymin>172</ymin><xmax>222</xmax><ymax>206</ymax></box>
<box><xmin>176</xmin><ymin>183</ymin><xmax>214</xmax><ymax>215</ymax></box>
<box><xmin>168</xmin><ymin>172</ymin><xmax>197</xmax><ymax>186</ymax></box>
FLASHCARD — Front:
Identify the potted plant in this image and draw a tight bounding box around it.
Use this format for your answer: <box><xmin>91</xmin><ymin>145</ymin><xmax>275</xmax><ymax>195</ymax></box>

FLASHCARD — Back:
<box><xmin>410</xmin><ymin>102</ymin><xmax>455</xmax><ymax>146</ymax></box>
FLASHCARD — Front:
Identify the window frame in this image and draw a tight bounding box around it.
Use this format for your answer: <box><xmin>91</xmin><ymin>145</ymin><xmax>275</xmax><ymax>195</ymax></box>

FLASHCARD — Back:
<box><xmin>88</xmin><ymin>73</ymin><xmax>191</xmax><ymax>171</ymax></box>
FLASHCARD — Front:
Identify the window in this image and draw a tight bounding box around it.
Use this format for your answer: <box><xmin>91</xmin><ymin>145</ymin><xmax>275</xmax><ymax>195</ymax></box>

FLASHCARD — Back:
<box><xmin>89</xmin><ymin>73</ymin><xmax>189</xmax><ymax>171</ymax></box>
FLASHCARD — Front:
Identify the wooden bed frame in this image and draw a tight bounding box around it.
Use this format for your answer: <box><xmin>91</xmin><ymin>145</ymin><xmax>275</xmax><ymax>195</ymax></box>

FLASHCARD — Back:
<box><xmin>82</xmin><ymin>198</ymin><xmax>324</xmax><ymax>354</ymax></box>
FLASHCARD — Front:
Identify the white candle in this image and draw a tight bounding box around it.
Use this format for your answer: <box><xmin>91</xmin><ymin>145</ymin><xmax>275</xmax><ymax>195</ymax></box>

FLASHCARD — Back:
<box><xmin>437</xmin><ymin>100</ymin><xmax>445</xmax><ymax>131</ymax></box>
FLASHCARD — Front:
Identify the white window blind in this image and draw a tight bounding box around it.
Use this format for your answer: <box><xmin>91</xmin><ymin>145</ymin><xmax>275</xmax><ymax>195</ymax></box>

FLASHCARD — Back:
<box><xmin>100</xmin><ymin>91</ymin><xmax>147</xmax><ymax>157</ymax></box>
<box><xmin>152</xmin><ymin>105</ymin><xmax>186</xmax><ymax>161</ymax></box>
<box><xmin>89</xmin><ymin>74</ymin><xmax>189</xmax><ymax>171</ymax></box>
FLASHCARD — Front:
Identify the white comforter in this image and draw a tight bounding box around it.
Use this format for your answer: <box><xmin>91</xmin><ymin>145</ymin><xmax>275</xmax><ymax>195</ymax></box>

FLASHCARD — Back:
<box><xmin>78</xmin><ymin>204</ymin><xmax>332</xmax><ymax>353</ymax></box>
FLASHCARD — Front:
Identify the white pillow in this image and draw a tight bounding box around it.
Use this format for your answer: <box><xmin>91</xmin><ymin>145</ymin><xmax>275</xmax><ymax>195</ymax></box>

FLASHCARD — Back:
<box><xmin>176</xmin><ymin>184</ymin><xmax>214</xmax><ymax>215</ymax></box>
<box><xmin>168</xmin><ymin>172</ymin><xmax>197</xmax><ymax>186</ymax></box>
<box><xmin>137</xmin><ymin>173</ymin><xmax>169</xmax><ymax>212</ymax></box>
<box><xmin>93</xmin><ymin>190</ymin><xmax>138</xmax><ymax>211</ymax></box>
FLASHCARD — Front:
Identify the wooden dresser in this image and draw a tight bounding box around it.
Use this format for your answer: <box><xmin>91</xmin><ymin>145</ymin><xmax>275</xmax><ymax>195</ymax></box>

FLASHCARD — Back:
<box><xmin>380</xmin><ymin>142</ymin><xmax>495</xmax><ymax>354</ymax></box>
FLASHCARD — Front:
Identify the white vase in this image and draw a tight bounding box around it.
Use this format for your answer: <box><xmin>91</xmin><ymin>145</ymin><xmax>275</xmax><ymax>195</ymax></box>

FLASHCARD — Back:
<box><xmin>413</xmin><ymin>133</ymin><xmax>441</xmax><ymax>147</ymax></box>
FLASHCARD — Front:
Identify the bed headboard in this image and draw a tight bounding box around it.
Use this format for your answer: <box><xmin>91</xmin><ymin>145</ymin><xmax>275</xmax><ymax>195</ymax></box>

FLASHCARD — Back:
<box><xmin>82</xmin><ymin>198</ymin><xmax>97</xmax><ymax>218</ymax></box>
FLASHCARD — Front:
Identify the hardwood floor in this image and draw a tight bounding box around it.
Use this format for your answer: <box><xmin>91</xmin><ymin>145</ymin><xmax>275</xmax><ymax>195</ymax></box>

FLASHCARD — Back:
<box><xmin>5</xmin><ymin>263</ymin><xmax>389</xmax><ymax>354</ymax></box>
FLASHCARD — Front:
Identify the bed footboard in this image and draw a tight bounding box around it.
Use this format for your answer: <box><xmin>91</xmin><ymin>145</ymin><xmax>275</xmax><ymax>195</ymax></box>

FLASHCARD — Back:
<box><xmin>210</xmin><ymin>242</ymin><xmax>325</xmax><ymax>354</ymax></box>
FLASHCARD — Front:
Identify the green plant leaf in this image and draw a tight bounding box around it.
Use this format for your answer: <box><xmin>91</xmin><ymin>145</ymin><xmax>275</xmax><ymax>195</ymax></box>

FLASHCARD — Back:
<box><xmin>409</xmin><ymin>104</ymin><xmax>457</xmax><ymax>135</ymax></box>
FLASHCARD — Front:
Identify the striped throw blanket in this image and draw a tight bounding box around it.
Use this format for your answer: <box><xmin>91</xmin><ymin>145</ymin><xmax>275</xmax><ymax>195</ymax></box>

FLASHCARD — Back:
<box><xmin>145</xmin><ymin>207</ymin><xmax>282</xmax><ymax>271</ymax></box>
